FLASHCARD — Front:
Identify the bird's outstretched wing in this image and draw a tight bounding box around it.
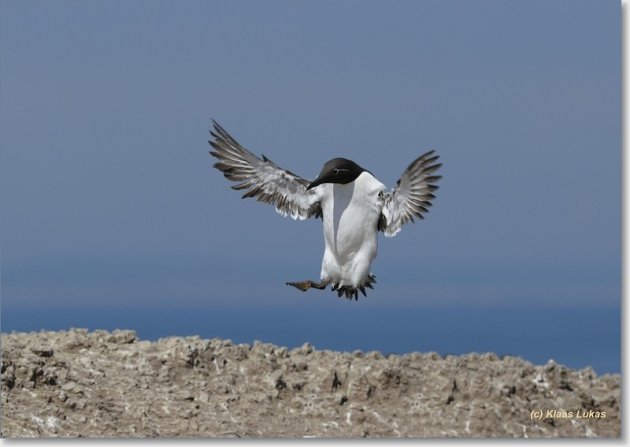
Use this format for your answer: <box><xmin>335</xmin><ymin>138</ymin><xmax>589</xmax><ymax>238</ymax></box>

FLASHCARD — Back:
<box><xmin>379</xmin><ymin>150</ymin><xmax>442</xmax><ymax>237</ymax></box>
<box><xmin>209</xmin><ymin>120</ymin><xmax>322</xmax><ymax>220</ymax></box>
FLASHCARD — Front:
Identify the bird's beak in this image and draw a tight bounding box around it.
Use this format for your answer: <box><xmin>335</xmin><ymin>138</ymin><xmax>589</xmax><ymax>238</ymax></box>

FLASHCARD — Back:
<box><xmin>306</xmin><ymin>174</ymin><xmax>329</xmax><ymax>190</ymax></box>
<box><xmin>306</xmin><ymin>179</ymin><xmax>322</xmax><ymax>190</ymax></box>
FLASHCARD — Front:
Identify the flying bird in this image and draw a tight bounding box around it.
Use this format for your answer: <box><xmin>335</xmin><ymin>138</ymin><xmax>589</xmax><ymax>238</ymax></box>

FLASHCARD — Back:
<box><xmin>208</xmin><ymin>121</ymin><xmax>442</xmax><ymax>300</ymax></box>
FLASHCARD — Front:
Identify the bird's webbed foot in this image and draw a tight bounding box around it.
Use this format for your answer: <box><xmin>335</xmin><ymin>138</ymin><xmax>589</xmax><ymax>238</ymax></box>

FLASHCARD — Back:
<box><xmin>332</xmin><ymin>275</ymin><xmax>377</xmax><ymax>301</ymax></box>
<box><xmin>286</xmin><ymin>280</ymin><xmax>329</xmax><ymax>292</ymax></box>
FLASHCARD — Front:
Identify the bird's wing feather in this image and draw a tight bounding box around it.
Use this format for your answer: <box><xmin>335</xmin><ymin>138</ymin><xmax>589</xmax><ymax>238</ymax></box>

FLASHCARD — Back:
<box><xmin>379</xmin><ymin>150</ymin><xmax>442</xmax><ymax>237</ymax></box>
<box><xmin>209</xmin><ymin>121</ymin><xmax>322</xmax><ymax>220</ymax></box>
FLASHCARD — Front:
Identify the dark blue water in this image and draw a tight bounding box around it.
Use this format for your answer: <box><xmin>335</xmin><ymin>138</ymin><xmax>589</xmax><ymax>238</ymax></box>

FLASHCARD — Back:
<box><xmin>2</xmin><ymin>306</ymin><xmax>619</xmax><ymax>374</ymax></box>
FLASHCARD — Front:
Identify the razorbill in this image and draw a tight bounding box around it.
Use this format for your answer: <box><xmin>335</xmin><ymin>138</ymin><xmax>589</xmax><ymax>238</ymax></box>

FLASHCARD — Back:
<box><xmin>209</xmin><ymin>120</ymin><xmax>442</xmax><ymax>300</ymax></box>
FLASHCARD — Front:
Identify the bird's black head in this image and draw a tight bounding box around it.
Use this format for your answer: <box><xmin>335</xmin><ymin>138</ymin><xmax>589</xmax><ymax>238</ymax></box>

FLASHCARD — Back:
<box><xmin>306</xmin><ymin>158</ymin><xmax>366</xmax><ymax>190</ymax></box>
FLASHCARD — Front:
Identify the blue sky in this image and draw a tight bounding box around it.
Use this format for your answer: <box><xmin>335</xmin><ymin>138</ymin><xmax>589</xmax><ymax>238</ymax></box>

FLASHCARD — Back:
<box><xmin>1</xmin><ymin>1</ymin><xmax>620</xmax><ymax>372</ymax></box>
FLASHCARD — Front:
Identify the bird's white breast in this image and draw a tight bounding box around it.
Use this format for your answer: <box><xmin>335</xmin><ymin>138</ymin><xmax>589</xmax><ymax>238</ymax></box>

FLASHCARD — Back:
<box><xmin>320</xmin><ymin>172</ymin><xmax>385</xmax><ymax>285</ymax></box>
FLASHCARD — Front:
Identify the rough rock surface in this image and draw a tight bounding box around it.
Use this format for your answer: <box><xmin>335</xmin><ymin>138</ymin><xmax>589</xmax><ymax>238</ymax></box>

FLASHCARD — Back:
<box><xmin>1</xmin><ymin>329</ymin><xmax>620</xmax><ymax>438</ymax></box>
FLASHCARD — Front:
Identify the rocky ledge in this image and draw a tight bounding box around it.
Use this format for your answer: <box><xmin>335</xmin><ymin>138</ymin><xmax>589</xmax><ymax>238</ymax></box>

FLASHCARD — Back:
<box><xmin>1</xmin><ymin>329</ymin><xmax>620</xmax><ymax>438</ymax></box>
